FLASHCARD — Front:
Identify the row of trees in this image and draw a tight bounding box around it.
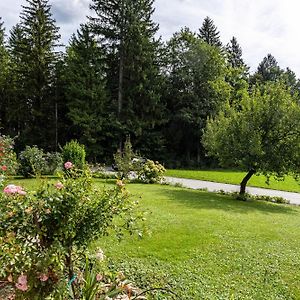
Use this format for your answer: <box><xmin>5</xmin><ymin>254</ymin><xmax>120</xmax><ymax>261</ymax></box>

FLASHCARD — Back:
<box><xmin>0</xmin><ymin>0</ymin><xmax>299</xmax><ymax>167</ymax></box>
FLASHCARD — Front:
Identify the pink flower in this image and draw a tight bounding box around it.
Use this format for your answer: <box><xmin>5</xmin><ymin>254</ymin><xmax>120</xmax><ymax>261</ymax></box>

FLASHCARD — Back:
<box><xmin>96</xmin><ymin>274</ymin><xmax>103</xmax><ymax>282</ymax></box>
<box><xmin>3</xmin><ymin>184</ymin><xmax>26</xmax><ymax>195</ymax></box>
<box><xmin>15</xmin><ymin>274</ymin><xmax>28</xmax><ymax>292</ymax></box>
<box><xmin>1</xmin><ymin>165</ymin><xmax>7</xmax><ymax>171</ymax></box>
<box><xmin>39</xmin><ymin>273</ymin><xmax>49</xmax><ymax>282</ymax></box>
<box><xmin>64</xmin><ymin>161</ymin><xmax>73</xmax><ymax>170</ymax></box>
<box><xmin>54</xmin><ymin>182</ymin><xmax>64</xmax><ymax>189</ymax></box>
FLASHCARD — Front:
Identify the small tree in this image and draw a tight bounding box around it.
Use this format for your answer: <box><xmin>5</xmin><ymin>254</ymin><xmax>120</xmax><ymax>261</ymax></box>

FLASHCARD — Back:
<box><xmin>203</xmin><ymin>82</ymin><xmax>300</xmax><ymax>195</ymax></box>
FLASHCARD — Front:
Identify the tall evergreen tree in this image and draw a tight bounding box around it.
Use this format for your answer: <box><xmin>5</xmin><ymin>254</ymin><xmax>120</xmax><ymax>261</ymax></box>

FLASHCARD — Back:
<box><xmin>251</xmin><ymin>54</ymin><xmax>283</xmax><ymax>84</ymax></box>
<box><xmin>0</xmin><ymin>18</ymin><xmax>9</xmax><ymax>129</ymax></box>
<box><xmin>198</xmin><ymin>16</ymin><xmax>222</xmax><ymax>48</ymax></box>
<box><xmin>8</xmin><ymin>0</ymin><xmax>61</xmax><ymax>150</ymax></box>
<box><xmin>89</xmin><ymin>0</ymin><xmax>165</xmax><ymax>158</ymax></box>
<box><xmin>226</xmin><ymin>36</ymin><xmax>247</xmax><ymax>69</ymax></box>
<box><xmin>64</xmin><ymin>24</ymin><xmax>109</xmax><ymax>161</ymax></box>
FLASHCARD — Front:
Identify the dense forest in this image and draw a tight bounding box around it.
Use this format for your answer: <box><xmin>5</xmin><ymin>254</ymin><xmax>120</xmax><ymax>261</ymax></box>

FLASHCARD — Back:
<box><xmin>0</xmin><ymin>0</ymin><xmax>299</xmax><ymax>167</ymax></box>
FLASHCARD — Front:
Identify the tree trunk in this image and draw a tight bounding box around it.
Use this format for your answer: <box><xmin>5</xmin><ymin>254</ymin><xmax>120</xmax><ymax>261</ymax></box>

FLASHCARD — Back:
<box><xmin>240</xmin><ymin>169</ymin><xmax>255</xmax><ymax>195</ymax></box>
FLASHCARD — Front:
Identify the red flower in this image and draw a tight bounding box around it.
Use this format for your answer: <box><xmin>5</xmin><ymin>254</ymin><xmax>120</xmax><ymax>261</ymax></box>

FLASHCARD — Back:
<box><xmin>1</xmin><ymin>165</ymin><xmax>7</xmax><ymax>171</ymax></box>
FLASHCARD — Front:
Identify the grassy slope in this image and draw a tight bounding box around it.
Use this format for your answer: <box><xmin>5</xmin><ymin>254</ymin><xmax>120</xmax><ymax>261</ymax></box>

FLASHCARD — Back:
<box><xmin>12</xmin><ymin>179</ymin><xmax>300</xmax><ymax>298</ymax></box>
<box><xmin>95</xmin><ymin>182</ymin><xmax>300</xmax><ymax>299</ymax></box>
<box><xmin>165</xmin><ymin>169</ymin><xmax>300</xmax><ymax>193</ymax></box>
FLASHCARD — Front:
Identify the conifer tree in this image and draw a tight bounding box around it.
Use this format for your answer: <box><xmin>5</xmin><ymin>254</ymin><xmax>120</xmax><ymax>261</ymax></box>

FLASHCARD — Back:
<box><xmin>64</xmin><ymin>24</ymin><xmax>109</xmax><ymax>160</ymax></box>
<box><xmin>89</xmin><ymin>0</ymin><xmax>165</xmax><ymax>157</ymax></box>
<box><xmin>198</xmin><ymin>16</ymin><xmax>222</xmax><ymax>48</ymax></box>
<box><xmin>8</xmin><ymin>0</ymin><xmax>61</xmax><ymax>149</ymax></box>
<box><xmin>226</xmin><ymin>36</ymin><xmax>247</xmax><ymax>69</ymax></box>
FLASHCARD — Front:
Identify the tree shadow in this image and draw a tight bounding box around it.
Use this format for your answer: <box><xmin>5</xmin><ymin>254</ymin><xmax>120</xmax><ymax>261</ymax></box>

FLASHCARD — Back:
<box><xmin>162</xmin><ymin>187</ymin><xmax>297</xmax><ymax>215</ymax></box>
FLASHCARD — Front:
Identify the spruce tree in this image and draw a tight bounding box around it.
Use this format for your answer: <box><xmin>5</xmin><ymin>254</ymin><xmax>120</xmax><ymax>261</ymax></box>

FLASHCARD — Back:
<box><xmin>89</xmin><ymin>0</ymin><xmax>165</xmax><ymax>157</ymax></box>
<box><xmin>64</xmin><ymin>24</ymin><xmax>109</xmax><ymax>160</ymax></box>
<box><xmin>226</xmin><ymin>36</ymin><xmax>247</xmax><ymax>69</ymax></box>
<box><xmin>198</xmin><ymin>16</ymin><xmax>222</xmax><ymax>48</ymax></box>
<box><xmin>8</xmin><ymin>0</ymin><xmax>61</xmax><ymax>149</ymax></box>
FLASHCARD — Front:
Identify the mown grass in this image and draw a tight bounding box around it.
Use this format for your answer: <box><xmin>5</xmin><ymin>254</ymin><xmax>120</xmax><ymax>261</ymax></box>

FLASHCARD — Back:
<box><xmin>94</xmin><ymin>182</ymin><xmax>300</xmax><ymax>299</ymax></box>
<box><xmin>165</xmin><ymin>169</ymin><xmax>300</xmax><ymax>193</ymax></box>
<box><xmin>10</xmin><ymin>178</ymin><xmax>300</xmax><ymax>298</ymax></box>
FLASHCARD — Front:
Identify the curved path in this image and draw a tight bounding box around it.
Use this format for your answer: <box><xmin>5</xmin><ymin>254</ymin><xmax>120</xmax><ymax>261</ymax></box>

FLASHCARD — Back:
<box><xmin>165</xmin><ymin>177</ymin><xmax>300</xmax><ymax>205</ymax></box>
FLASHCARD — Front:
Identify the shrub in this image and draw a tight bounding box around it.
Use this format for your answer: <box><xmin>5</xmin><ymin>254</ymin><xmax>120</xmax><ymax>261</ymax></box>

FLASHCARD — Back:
<box><xmin>0</xmin><ymin>167</ymin><xmax>143</xmax><ymax>299</ymax></box>
<box><xmin>114</xmin><ymin>137</ymin><xmax>138</xmax><ymax>179</ymax></box>
<box><xmin>0</xmin><ymin>135</ymin><xmax>18</xmax><ymax>179</ymax></box>
<box><xmin>44</xmin><ymin>152</ymin><xmax>63</xmax><ymax>175</ymax></box>
<box><xmin>137</xmin><ymin>159</ymin><xmax>166</xmax><ymax>183</ymax></box>
<box><xmin>62</xmin><ymin>140</ymin><xmax>86</xmax><ymax>170</ymax></box>
<box><xmin>18</xmin><ymin>146</ymin><xmax>47</xmax><ymax>177</ymax></box>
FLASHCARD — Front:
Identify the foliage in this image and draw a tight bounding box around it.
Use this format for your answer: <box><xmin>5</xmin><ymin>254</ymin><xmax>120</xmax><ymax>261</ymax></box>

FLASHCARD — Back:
<box><xmin>44</xmin><ymin>152</ymin><xmax>63</xmax><ymax>175</ymax></box>
<box><xmin>62</xmin><ymin>140</ymin><xmax>86</xmax><ymax>170</ymax></box>
<box><xmin>203</xmin><ymin>82</ymin><xmax>300</xmax><ymax>193</ymax></box>
<box><xmin>0</xmin><ymin>135</ymin><xmax>18</xmax><ymax>178</ymax></box>
<box><xmin>198</xmin><ymin>16</ymin><xmax>222</xmax><ymax>48</ymax></box>
<box><xmin>0</xmin><ymin>168</ymin><xmax>143</xmax><ymax>299</ymax></box>
<box><xmin>137</xmin><ymin>159</ymin><xmax>166</xmax><ymax>184</ymax></box>
<box><xmin>18</xmin><ymin>146</ymin><xmax>47</xmax><ymax>178</ymax></box>
<box><xmin>114</xmin><ymin>137</ymin><xmax>138</xmax><ymax>180</ymax></box>
<box><xmin>7</xmin><ymin>0</ymin><xmax>61</xmax><ymax>151</ymax></box>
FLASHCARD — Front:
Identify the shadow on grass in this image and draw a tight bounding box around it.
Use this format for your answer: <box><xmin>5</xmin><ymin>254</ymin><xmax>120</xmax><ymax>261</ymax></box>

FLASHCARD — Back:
<box><xmin>162</xmin><ymin>187</ymin><xmax>297</xmax><ymax>215</ymax></box>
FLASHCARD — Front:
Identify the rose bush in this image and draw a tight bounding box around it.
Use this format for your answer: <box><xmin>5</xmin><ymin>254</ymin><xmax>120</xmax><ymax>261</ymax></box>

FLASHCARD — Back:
<box><xmin>0</xmin><ymin>166</ymin><xmax>143</xmax><ymax>299</ymax></box>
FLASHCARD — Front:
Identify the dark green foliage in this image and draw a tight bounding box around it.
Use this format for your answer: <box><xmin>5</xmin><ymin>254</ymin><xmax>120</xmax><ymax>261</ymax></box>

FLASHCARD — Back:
<box><xmin>89</xmin><ymin>0</ymin><xmax>166</xmax><ymax>157</ymax></box>
<box><xmin>164</xmin><ymin>28</ymin><xmax>229</xmax><ymax>165</ymax></box>
<box><xmin>62</xmin><ymin>140</ymin><xmax>86</xmax><ymax>169</ymax></box>
<box><xmin>198</xmin><ymin>16</ymin><xmax>222</xmax><ymax>48</ymax></box>
<box><xmin>64</xmin><ymin>24</ymin><xmax>108</xmax><ymax>161</ymax></box>
<box><xmin>226</xmin><ymin>36</ymin><xmax>247</xmax><ymax>69</ymax></box>
<box><xmin>7</xmin><ymin>0</ymin><xmax>61</xmax><ymax>150</ymax></box>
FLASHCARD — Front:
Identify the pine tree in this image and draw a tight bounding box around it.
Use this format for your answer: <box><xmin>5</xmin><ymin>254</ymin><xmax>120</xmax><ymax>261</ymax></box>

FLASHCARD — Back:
<box><xmin>226</xmin><ymin>36</ymin><xmax>247</xmax><ymax>69</ymax></box>
<box><xmin>8</xmin><ymin>0</ymin><xmax>61</xmax><ymax>149</ymax></box>
<box><xmin>89</xmin><ymin>0</ymin><xmax>165</xmax><ymax>157</ymax></box>
<box><xmin>0</xmin><ymin>18</ymin><xmax>9</xmax><ymax>129</ymax></box>
<box><xmin>64</xmin><ymin>24</ymin><xmax>109</xmax><ymax>161</ymax></box>
<box><xmin>198</xmin><ymin>16</ymin><xmax>222</xmax><ymax>48</ymax></box>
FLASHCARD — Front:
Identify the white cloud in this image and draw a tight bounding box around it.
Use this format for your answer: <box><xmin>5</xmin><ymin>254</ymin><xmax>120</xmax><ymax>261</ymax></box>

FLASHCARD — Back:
<box><xmin>1</xmin><ymin>0</ymin><xmax>300</xmax><ymax>75</ymax></box>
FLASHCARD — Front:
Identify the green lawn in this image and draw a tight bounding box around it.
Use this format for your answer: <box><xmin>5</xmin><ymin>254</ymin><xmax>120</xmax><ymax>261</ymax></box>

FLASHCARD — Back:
<box><xmin>95</xmin><ymin>182</ymin><xmax>300</xmax><ymax>299</ymax></box>
<box><xmin>9</xmin><ymin>178</ymin><xmax>300</xmax><ymax>298</ymax></box>
<box><xmin>166</xmin><ymin>169</ymin><xmax>300</xmax><ymax>193</ymax></box>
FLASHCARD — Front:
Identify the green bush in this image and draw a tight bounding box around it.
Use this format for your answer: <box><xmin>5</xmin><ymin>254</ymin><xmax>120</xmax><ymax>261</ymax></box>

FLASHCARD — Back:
<box><xmin>0</xmin><ymin>135</ymin><xmax>18</xmax><ymax>179</ymax></box>
<box><xmin>18</xmin><ymin>146</ymin><xmax>47</xmax><ymax>177</ymax></box>
<box><xmin>44</xmin><ymin>152</ymin><xmax>63</xmax><ymax>175</ymax></box>
<box><xmin>137</xmin><ymin>159</ymin><xmax>166</xmax><ymax>183</ymax></box>
<box><xmin>62</xmin><ymin>140</ymin><xmax>86</xmax><ymax>169</ymax></box>
<box><xmin>0</xmin><ymin>169</ymin><xmax>143</xmax><ymax>299</ymax></box>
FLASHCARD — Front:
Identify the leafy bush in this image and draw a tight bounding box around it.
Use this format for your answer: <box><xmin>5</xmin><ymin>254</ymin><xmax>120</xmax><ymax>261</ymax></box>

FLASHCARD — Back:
<box><xmin>0</xmin><ymin>167</ymin><xmax>143</xmax><ymax>299</ymax></box>
<box><xmin>114</xmin><ymin>137</ymin><xmax>138</xmax><ymax>179</ymax></box>
<box><xmin>18</xmin><ymin>146</ymin><xmax>47</xmax><ymax>177</ymax></box>
<box><xmin>62</xmin><ymin>140</ymin><xmax>86</xmax><ymax>170</ymax></box>
<box><xmin>44</xmin><ymin>152</ymin><xmax>63</xmax><ymax>175</ymax></box>
<box><xmin>137</xmin><ymin>159</ymin><xmax>166</xmax><ymax>183</ymax></box>
<box><xmin>0</xmin><ymin>135</ymin><xmax>18</xmax><ymax>179</ymax></box>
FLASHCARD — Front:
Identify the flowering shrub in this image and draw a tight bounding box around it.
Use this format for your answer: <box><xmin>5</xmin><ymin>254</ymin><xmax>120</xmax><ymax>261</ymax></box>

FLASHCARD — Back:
<box><xmin>18</xmin><ymin>145</ymin><xmax>47</xmax><ymax>177</ymax></box>
<box><xmin>0</xmin><ymin>135</ymin><xmax>18</xmax><ymax>180</ymax></box>
<box><xmin>62</xmin><ymin>140</ymin><xmax>86</xmax><ymax>170</ymax></box>
<box><xmin>0</xmin><ymin>166</ymin><xmax>143</xmax><ymax>299</ymax></box>
<box><xmin>137</xmin><ymin>160</ymin><xmax>166</xmax><ymax>183</ymax></box>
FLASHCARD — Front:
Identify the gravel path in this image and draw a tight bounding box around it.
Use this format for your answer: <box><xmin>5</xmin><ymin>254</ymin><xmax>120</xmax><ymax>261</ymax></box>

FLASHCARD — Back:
<box><xmin>165</xmin><ymin>177</ymin><xmax>300</xmax><ymax>205</ymax></box>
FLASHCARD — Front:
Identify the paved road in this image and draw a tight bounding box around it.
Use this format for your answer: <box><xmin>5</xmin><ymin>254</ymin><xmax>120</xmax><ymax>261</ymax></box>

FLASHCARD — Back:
<box><xmin>165</xmin><ymin>177</ymin><xmax>300</xmax><ymax>205</ymax></box>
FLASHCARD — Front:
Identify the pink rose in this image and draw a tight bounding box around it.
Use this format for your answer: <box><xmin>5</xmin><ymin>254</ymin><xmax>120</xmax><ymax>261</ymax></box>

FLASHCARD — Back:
<box><xmin>55</xmin><ymin>182</ymin><xmax>64</xmax><ymax>189</ymax></box>
<box><xmin>64</xmin><ymin>161</ymin><xmax>73</xmax><ymax>170</ymax></box>
<box><xmin>15</xmin><ymin>274</ymin><xmax>28</xmax><ymax>291</ymax></box>
<box><xmin>4</xmin><ymin>185</ymin><xmax>26</xmax><ymax>195</ymax></box>
<box><xmin>39</xmin><ymin>273</ymin><xmax>49</xmax><ymax>282</ymax></box>
<box><xmin>1</xmin><ymin>165</ymin><xmax>7</xmax><ymax>171</ymax></box>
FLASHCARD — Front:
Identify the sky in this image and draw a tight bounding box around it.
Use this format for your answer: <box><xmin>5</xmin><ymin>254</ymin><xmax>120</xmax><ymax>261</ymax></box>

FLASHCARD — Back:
<box><xmin>1</xmin><ymin>0</ymin><xmax>300</xmax><ymax>76</ymax></box>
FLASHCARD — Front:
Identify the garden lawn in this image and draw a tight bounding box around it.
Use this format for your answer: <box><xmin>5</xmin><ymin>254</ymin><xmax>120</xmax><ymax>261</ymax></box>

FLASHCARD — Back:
<box><xmin>12</xmin><ymin>179</ymin><xmax>300</xmax><ymax>299</ymax></box>
<box><xmin>166</xmin><ymin>169</ymin><xmax>300</xmax><ymax>193</ymax></box>
<box><xmin>93</xmin><ymin>181</ymin><xmax>300</xmax><ymax>299</ymax></box>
